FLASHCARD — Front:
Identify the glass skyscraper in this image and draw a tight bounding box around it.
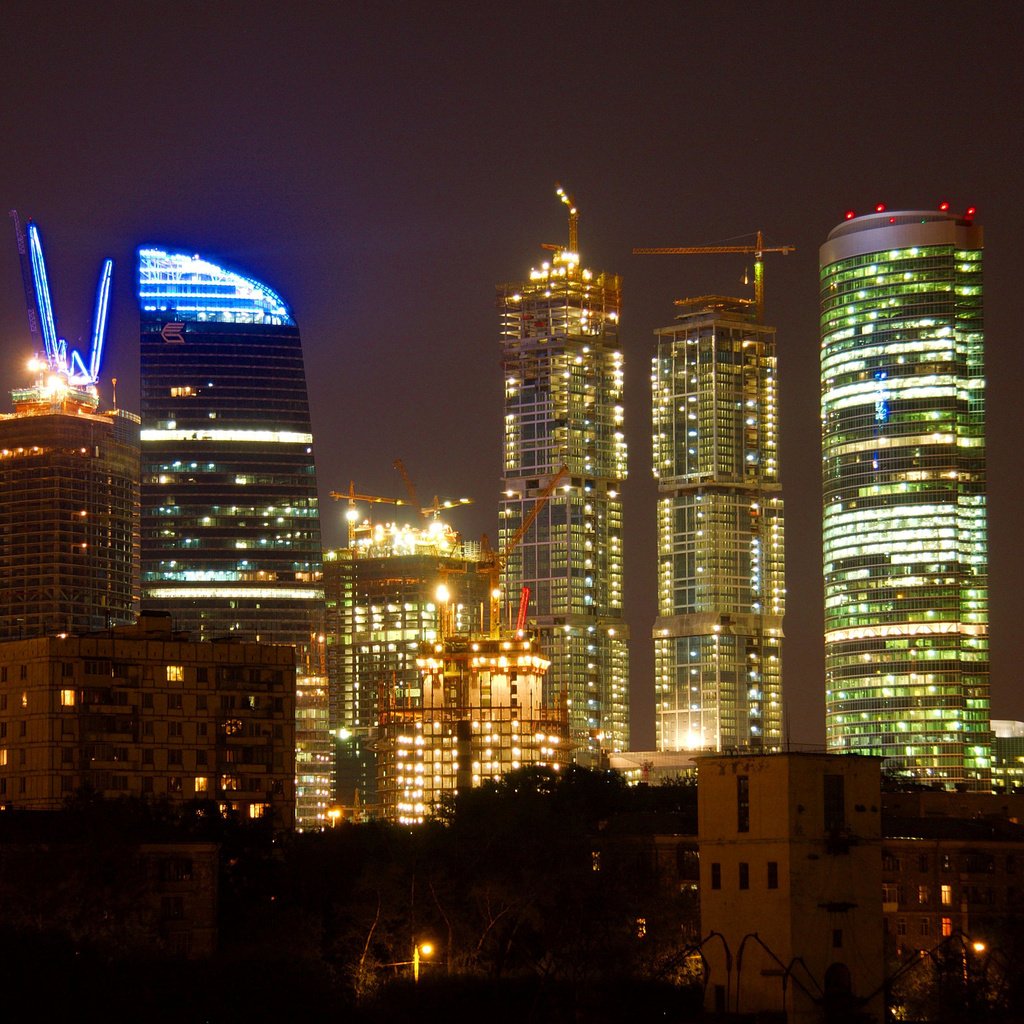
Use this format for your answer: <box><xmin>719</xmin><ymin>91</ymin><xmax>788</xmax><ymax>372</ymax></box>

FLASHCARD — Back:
<box><xmin>137</xmin><ymin>249</ymin><xmax>329</xmax><ymax>826</ymax></box>
<box><xmin>651</xmin><ymin>300</ymin><xmax>784</xmax><ymax>752</ymax></box>
<box><xmin>820</xmin><ymin>208</ymin><xmax>990</xmax><ymax>788</ymax></box>
<box><xmin>498</xmin><ymin>225</ymin><xmax>629</xmax><ymax>765</ymax></box>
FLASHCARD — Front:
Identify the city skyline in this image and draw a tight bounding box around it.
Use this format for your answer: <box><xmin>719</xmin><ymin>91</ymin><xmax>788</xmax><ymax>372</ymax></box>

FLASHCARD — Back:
<box><xmin>1</xmin><ymin>3</ymin><xmax>1022</xmax><ymax>749</ymax></box>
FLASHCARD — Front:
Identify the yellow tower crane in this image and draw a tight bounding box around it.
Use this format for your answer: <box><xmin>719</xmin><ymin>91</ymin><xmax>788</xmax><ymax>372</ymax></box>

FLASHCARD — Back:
<box><xmin>392</xmin><ymin>458</ymin><xmax>473</xmax><ymax>522</ymax></box>
<box><xmin>632</xmin><ymin>230</ymin><xmax>794</xmax><ymax>323</ymax></box>
<box><xmin>329</xmin><ymin>481</ymin><xmax>407</xmax><ymax>546</ymax></box>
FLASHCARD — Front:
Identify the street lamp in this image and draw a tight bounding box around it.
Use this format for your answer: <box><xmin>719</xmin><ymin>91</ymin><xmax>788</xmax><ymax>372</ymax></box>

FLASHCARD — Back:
<box><xmin>413</xmin><ymin>941</ymin><xmax>434</xmax><ymax>983</ymax></box>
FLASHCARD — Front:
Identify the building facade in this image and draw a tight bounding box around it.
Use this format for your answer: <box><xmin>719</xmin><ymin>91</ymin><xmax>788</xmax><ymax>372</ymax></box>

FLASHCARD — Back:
<box><xmin>137</xmin><ymin>249</ymin><xmax>327</xmax><ymax>827</ymax></box>
<box><xmin>498</xmin><ymin>210</ymin><xmax>628</xmax><ymax>765</ymax></box>
<box><xmin>820</xmin><ymin>208</ymin><xmax>990</xmax><ymax>788</ymax></box>
<box><xmin>378</xmin><ymin>634</ymin><xmax>569</xmax><ymax>823</ymax></box>
<box><xmin>0</xmin><ymin>384</ymin><xmax>139</xmax><ymax>639</ymax></box>
<box><xmin>0</xmin><ymin>613</ymin><xmax>296</xmax><ymax>827</ymax></box>
<box><xmin>697</xmin><ymin>752</ymin><xmax>884</xmax><ymax>1022</ymax></box>
<box><xmin>324</xmin><ymin>518</ymin><xmax>489</xmax><ymax>814</ymax></box>
<box><xmin>652</xmin><ymin>300</ymin><xmax>784</xmax><ymax>753</ymax></box>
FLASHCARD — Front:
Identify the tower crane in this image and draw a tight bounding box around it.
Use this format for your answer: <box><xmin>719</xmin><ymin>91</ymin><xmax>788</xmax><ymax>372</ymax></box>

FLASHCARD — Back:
<box><xmin>479</xmin><ymin>465</ymin><xmax>570</xmax><ymax>636</ymax></box>
<box><xmin>329</xmin><ymin>481</ymin><xmax>407</xmax><ymax>546</ymax></box>
<box><xmin>392</xmin><ymin>458</ymin><xmax>473</xmax><ymax>522</ymax></box>
<box><xmin>632</xmin><ymin>230</ymin><xmax>794</xmax><ymax>323</ymax></box>
<box><xmin>541</xmin><ymin>185</ymin><xmax>579</xmax><ymax>256</ymax></box>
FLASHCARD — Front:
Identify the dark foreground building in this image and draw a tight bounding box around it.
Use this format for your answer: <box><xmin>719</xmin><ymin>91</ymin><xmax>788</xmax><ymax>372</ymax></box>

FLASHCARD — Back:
<box><xmin>0</xmin><ymin>612</ymin><xmax>296</xmax><ymax>826</ymax></box>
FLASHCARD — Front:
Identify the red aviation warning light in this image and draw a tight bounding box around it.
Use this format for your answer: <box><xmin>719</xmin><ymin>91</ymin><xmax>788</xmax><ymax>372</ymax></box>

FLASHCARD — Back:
<box><xmin>875</xmin><ymin>203</ymin><xmax>887</xmax><ymax>213</ymax></box>
<box><xmin>939</xmin><ymin>201</ymin><xmax>951</xmax><ymax>211</ymax></box>
<box><xmin>965</xmin><ymin>205</ymin><xmax>977</xmax><ymax>222</ymax></box>
<box><xmin>844</xmin><ymin>209</ymin><xmax>856</xmax><ymax>220</ymax></box>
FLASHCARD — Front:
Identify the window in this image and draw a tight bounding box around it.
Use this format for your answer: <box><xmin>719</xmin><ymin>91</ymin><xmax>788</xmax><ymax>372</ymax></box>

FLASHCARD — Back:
<box><xmin>20</xmin><ymin>690</ymin><xmax>27</xmax><ymax>707</ymax></box>
<box><xmin>143</xmin><ymin>750</ymin><xmax>154</xmax><ymax>765</ymax></box>
<box><xmin>737</xmin><ymin>775</ymin><xmax>750</xmax><ymax>833</ymax></box>
<box><xmin>897</xmin><ymin>919</ymin><xmax>907</xmax><ymax>937</ymax></box>
<box><xmin>168</xmin><ymin>722</ymin><xmax>182</xmax><ymax>738</ymax></box>
<box><xmin>941</xmin><ymin>884</ymin><xmax>953</xmax><ymax>906</ymax></box>
<box><xmin>739</xmin><ymin>862</ymin><xmax>749</xmax><ymax>890</ymax></box>
<box><xmin>143</xmin><ymin>721</ymin><xmax>154</xmax><ymax>735</ymax></box>
<box><xmin>142</xmin><ymin>694</ymin><xmax>153</xmax><ymax>709</ymax></box>
<box><xmin>160</xmin><ymin>896</ymin><xmax>184</xmax><ymax>920</ymax></box>
<box><xmin>61</xmin><ymin>663</ymin><xmax>74</xmax><ymax>677</ymax></box>
<box><xmin>919</xmin><ymin>918</ymin><xmax>931</xmax><ymax>937</ymax></box>
<box><xmin>918</xmin><ymin>885</ymin><xmax>930</xmax><ymax>905</ymax></box>
<box><xmin>196</xmin><ymin>695</ymin><xmax>207</xmax><ymax>710</ymax></box>
<box><xmin>168</xmin><ymin>694</ymin><xmax>183</xmax><ymax>710</ymax></box>
<box><xmin>592</xmin><ymin>851</ymin><xmax>601</xmax><ymax>872</ymax></box>
<box><xmin>194</xmin><ymin>776</ymin><xmax>208</xmax><ymax>794</ymax></box>
<box><xmin>166</xmin><ymin>665</ymin><xmax>184</xmax><ymax>682</ymax></box>
<box><xmin>0</xmin><ymin>749</ymin><xmax>6</xmax><ymax>766</ymax></box>
<box><xmin>767</xmin><ymin>861</ymin><xmax>778</xmax><ymax>889</ymax></box>
<box><xmin>711</xmin><ymin>863</ymin><xmax>721</xmax><ymax>890</ymax></box>
<box><xmin>168</xmin><ymin>777</ymin><xmax>182</xmax><ymax>793</ymax></box>
<box><xmin>168</xmin><ymin>749</ymin><xmax>183</xmax><ymax>765</ymax></box>
<box><xmin>824</xmin><ymin>774</ymin><xmax>845</xmax><ymax>831</ymax></box>
<box><xmin>635</xmin><ymin>917</ymin><xmax>647</xmax><ymax>939</ymax></box>
<box><xmin>196</xmin><ymin>750</ymin><xmax>208</xmax><ymax>765</ymax></box>
<box><xmin>196</xmin><ymin>668</ymin><xmax>208</xmax><ymax>683</ymax></box>
<box><xmin>60</xmin><ymin>689</ymin><xmax>75</xmax><ymax>707</ymax></box>
<box><xmin>919</xmin><ymin>854</ymin><xmax>930</xmax><ymax>872</ymax></box>
<box><xmin>941</xmin><ymin>917</ymin><xmax>953</xmax><ymax>937</ymax></box>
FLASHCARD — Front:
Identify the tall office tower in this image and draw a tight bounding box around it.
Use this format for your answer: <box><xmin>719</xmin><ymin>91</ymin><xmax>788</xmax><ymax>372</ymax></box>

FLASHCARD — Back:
<box><xmin>820</xmin><ymin>207</ymin><xmax>990</xmax><ymax>788</ymax></box>
<box><xmin>498</xmin><ymin>194</ymin><xmax>628</xmax><ymax>765</ymax></box>
<box><xmin>0</xmin><ymin>385</ymin><xmax>140</xmax><ymax>639</ymax></box>
<box><xmin>138</xmin><ymin>249</ymin><xmax>329</xmax><ymax>827</ymax></box>
<box><xmin>324</xmin><ymin>518</ymin><xmax>489</xmax><ymax>815</ymax></box>
<box><xmin>651</xmin><ymin>299</ymin><xmax>785</xmax><ymax>752</ymax></box>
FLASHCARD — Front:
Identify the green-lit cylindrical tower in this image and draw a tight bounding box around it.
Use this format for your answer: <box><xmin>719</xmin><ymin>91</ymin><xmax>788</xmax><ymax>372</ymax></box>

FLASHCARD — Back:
<box><xmin>819</xmin><ymin>208</ymin><xmax>990</xmax><ymax>789</ymax></box>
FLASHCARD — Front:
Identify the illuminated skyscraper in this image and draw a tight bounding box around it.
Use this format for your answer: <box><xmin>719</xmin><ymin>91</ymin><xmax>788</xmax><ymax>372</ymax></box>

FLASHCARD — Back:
<box><xmin>651</xmin><ymin>299</ymin><xmax>784</xmax><ymax>752</ymax></box>
<box><xmin>138</xmin><ymin>249</ymin><xmax>328</xmax><ymax>826</ymax></box>
<box><xmin>820</xmin><ymin>207</ymin><xmax>990</xmax><ymax>788</ymax></box>
<box><xmin>1</xmin><ymin>217</ymin><xmax>138</xmax><ymax>639</ymax></box>
<box><xmin>0</xmin><ymin>391</ymin><xmax>139</xmax><ymax>639</ymax></box>
<box><xmin>498</xmin><ymin>192</ymin><xmax>628</xmax><ymax>765</ymax></box>
<box><xmin>324</xmin><ymin>518</ymin><xmax>490</xmax><ymax>813</ymax></box>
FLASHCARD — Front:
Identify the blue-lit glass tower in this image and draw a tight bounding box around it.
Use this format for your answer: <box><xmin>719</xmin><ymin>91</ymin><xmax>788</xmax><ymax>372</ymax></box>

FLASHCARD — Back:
<box><xmin>137</xmin><ymin>250</ymin><xmax>328</xmax><ymax>827</ymax></box>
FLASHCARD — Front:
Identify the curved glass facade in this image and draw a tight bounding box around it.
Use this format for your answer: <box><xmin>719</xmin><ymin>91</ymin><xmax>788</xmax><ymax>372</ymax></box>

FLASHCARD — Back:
<box><xmin>819</xmin><ymin>211</ymin><xmax>990</xmax><ymax>788</ymax></box>
<box><xmin>138</xmin><ymin>249</ymin><xmax>328</xmax><ymax>827</ymax></box>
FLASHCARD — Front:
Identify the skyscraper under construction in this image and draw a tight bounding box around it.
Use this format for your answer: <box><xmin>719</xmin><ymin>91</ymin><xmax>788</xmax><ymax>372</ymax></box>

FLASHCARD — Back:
<box><xmin>646</xmin><ymin>237</ymin><xmax>786</xmax><ymax>753</ymax></box>
<box><xmin>497</xmin><ymin>190</ymin><xmax>629</xmax><ymax>765</ymax></box>
<box><xmin>651</xmin><ymin>301</ymin><xmax>784</xmax><ymax>751</ymax></box>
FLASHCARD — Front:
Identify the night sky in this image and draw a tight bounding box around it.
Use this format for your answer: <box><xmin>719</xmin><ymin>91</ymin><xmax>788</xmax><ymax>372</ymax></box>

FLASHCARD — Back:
<box><xmin>1</xmin><ymin>2</ymin><xmax>1022</xmax><ymax>748</ymax></box>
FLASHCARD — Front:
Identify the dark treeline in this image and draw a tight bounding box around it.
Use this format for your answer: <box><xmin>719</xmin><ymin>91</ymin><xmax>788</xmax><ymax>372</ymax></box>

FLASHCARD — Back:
<box><xmin>0</xmin><ymin>767</ymin><xmax>703</xmax><ymax>1023</ymax></box>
